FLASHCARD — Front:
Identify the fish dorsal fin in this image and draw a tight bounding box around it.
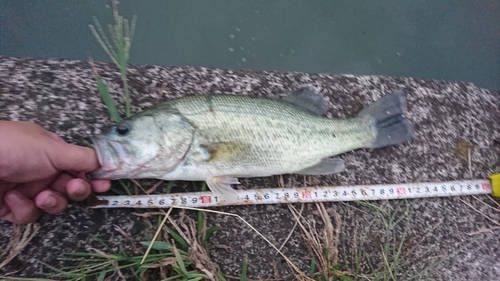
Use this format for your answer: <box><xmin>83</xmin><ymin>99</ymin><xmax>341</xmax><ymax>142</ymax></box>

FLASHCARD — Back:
<box><xmin>275</xmin><ymin>86</ymin><xmax>330</xmax><ymax>116</ymax></box>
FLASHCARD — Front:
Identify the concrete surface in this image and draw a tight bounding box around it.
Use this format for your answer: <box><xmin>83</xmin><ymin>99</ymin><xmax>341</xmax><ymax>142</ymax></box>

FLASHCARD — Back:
<box><xmin>0</xmin><ymin>56</ymin><xmax>499</xmax><ymax>280</ymax></box>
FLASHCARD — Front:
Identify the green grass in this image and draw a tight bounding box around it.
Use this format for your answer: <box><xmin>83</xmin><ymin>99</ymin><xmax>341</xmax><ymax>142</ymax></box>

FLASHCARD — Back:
<box><xmin>289</xmin><ymin>203</ymin><xmax>353</xmax><ymax>281</ymax></box>
<box><xmin>94</xmin><ymin>76</ymin><xmax>121</xmax><ymax>122</ymax></box>
<box><xmin>349</xmin><ymin>200</ymin><xmax>410</xmax><ymax>281</ymax></box>
<box><xmin>89</xmin><ymin>0</ymin><xmax>136</xmax><ymax>118</ymax></box>
<box><xmin>239</xmin><ymin>257</ymin><xmax>248</xmax><ymax>281</ymax></box>
<box><xmin>296</xmin><ymin>201</ymin><xmax>403</xmax><ymax>281</ymax></box>
<box><xmin>0</xmin><ymin>275</ymin><xmax>53</xmax><ymax>281</ymax></box>
<box><xmin>39</xmin><ymin>208</ymin><xmax>224</xmax><ymax>281</ymax></box>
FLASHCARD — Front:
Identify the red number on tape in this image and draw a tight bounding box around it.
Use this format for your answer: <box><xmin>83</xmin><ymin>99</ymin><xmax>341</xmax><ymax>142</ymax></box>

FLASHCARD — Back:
<box><xmin>302</xmin><ymin>191</ymin><xmax>312</xmax><ymax>199</ymax></box>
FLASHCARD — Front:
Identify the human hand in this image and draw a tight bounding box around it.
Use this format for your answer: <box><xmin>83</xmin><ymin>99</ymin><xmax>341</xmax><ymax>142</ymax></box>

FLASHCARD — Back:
<box><xmin>0</xmin><ymin>121</ymin><xmax>111</xmax><ymax>224</ymax></box>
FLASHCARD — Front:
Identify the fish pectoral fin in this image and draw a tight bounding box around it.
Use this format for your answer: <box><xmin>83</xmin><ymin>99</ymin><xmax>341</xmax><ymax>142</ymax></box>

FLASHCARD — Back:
<box><xmin>206</xmin><ymin>176</ymin><xmax>240</xmax><ymax>203</ymax></box>
<box><xmin>273</xmin><ymin>86</ymin><xmax>329</xmax><ymax>116</ymax></box>
<box><xmin>295</xmin><ymin>157</ymin><xmax>346</xmax><ymax>175</ymax></box>
<box><xmin>202</xmin><ymin>142</ymin><xmax>251</xmax><ymax>162</ymax></box>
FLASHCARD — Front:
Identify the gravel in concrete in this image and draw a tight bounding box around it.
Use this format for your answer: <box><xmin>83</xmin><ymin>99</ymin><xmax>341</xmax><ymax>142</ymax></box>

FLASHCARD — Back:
<box><xmin>0</xmin><ymin>56</ymin><xmax>499</xmax><ymax>280</ymax></box>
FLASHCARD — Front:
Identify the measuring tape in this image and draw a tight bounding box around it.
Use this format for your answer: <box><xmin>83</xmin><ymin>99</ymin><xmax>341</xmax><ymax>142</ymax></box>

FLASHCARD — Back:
<box><xmin>90</xmin><ymin>175</ymin><xmax>499</xmax><ymax>209</ymax></box>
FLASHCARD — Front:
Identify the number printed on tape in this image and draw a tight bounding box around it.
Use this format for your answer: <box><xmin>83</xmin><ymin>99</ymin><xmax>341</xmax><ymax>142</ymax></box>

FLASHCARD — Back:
<box><xmin>92</xmin><ymin>180</ymin><xmax>492</xmax><ymax>209</ymax></box>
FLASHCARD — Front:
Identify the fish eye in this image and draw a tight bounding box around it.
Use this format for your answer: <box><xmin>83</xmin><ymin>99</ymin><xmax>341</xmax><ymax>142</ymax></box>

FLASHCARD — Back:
<box><xmin>116</xmin><ymin>122</ymin><xmax>130</xmax><ymax>136</ymax></box>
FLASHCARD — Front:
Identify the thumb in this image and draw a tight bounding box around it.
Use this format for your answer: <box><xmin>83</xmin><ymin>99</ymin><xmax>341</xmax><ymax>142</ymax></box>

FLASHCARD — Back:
<box><xmin>50</xmin><ymin>143</ymin><xmax>101</xmax><ymax>173</ymax></box>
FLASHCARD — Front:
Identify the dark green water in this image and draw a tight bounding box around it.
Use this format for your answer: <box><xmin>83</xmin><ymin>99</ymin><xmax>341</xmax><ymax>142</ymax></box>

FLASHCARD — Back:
<box><xmin>1</xmin><ymin>0</ymin><xmax>499</xmax><ymax>90</ymax></box>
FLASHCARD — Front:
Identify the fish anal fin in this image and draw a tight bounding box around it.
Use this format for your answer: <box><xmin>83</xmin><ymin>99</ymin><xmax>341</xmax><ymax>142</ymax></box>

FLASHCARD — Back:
<box><xmin>206</xmin><ymin>176</ymin><xmax>240</xmax><ymax>203</ymax></box>
<box><xmin>275</xmin><ymin>86</ymin><xmax>329</xmax><ymax>116</ymax></box>
<box><xmin>295</xmin><ymin>157</ymin><xmax>345</xmax><ymax>175</ymax></box>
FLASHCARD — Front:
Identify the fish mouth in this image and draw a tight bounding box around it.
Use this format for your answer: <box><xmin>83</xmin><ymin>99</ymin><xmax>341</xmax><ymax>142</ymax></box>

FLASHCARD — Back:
<box><xmin>90</xmin><ymin>135</ymin><xmax>125</xmax><ymax>179</ymax></box>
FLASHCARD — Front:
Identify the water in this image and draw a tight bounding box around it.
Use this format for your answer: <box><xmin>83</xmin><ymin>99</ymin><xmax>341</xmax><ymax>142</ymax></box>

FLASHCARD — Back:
<box><xmin>1</xmin><ymin>0</ymin><xmax>499</xmax><ymax>90</ymax></box>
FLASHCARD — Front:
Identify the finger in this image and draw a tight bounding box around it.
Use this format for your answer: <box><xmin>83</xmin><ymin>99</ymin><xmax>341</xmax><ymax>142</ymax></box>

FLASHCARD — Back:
<box><xmin>0</xmin><ymin>204</ymin><xmax>10</xmax><ymax>218</ymax></box>
<box><xmin>1</xmin><ymin>190</ymin><xmax>40</xmax><ymax>224</ymax></box>
<box><xmin>91</xmin><ymin>179</ymin><xmax>112</xmax><ymax>193</ymax></box>
<box><xmin>12</xmin><ymin>177</ymin><xmax>56</xmax><ymax>199</ymax></box>
<box><xmin>50</xmin><ymin>144</ymin><xmax>101</xmax><ymax>173</ymax></box>
<box><xmin>51</xmin><ymin>174</ymin><xmax>93</xmax><ymax>201</ymax></box>
<box><xmin>66</xmin><ymin>178</ymin><xmax>92</xmax><ymax>201</ymax></box>
<box><xmin>47</xmin><ymin>131</ymin><xmax>66</xmax><ymax>143</ymax></box>
<box><xmin>50</xmin><ymin>173</ymin><xmax>74</xmax><ymax>194</ymax></box>
<box><xmin>0</xmin><ymin>182</ymin><xmax>16</xmax><ymax>191</ymax></box>
<box><xmin>0</xmin><ymin>182</ymin><xmax>16</xmax><ymax>203</ymax></box>
<box><xmin>34</xmin><ymin>190</ymin><xmax>68</xmax><ymax>214</ymax></box>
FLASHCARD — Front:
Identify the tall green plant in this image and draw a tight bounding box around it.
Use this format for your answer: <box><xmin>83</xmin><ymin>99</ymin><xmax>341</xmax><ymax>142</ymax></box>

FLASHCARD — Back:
<box><xmin>89</xmin><ymin>0</ymin><xmax>137</xmax><ymax>119</ymax></box>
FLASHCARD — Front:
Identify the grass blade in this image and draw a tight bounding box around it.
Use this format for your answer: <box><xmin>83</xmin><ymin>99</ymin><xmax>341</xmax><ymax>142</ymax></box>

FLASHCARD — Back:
<box><xmin>172</xmin><ymin>245</ymin><xmax>188</xmax><ymax>276</ymax></box>
<box><xmin>97</xmin><ymin>270</ymin><xmax>106</xmax><ymax>281</ymax></box>
<box><xmin>217</xmin><ymin>272</ymin><xmax>227</xmax><ymax>281</ymax></box>
<box><xmin>339</xmin><ymin>275</ymin><xmax>354</xmax><ymax>281</ymax></box>
<box><xmin>164</xmin><ymin>274</ymin><xmax>183</xmax><ymax>281</ymax></box>
<box><xmin>89</xmin><ymin>18</ymin><xmax>118</xmax><ymax>65</ymax></box>
<box><xmin>0</xmin><ymin>277</ymin><xmax>56</xmax><ymax>281</ymax></box>
<box><xmin>309</xmin><ymin>257</ymin><xmax>316</xmax><ymax>276</ymax></box>
<box><xmin>205</xmin><ymin>226</ymin><xmax>218</xmax><ymax>241</ymax></box>
<box><xmin>95</xmin><ymin>76</ymin><xmax>121</xmax><ymax>122</ymax></box>
<box><xmin>240</xmin><ymin>257</ymin><xmax>248</xmax><ymax>281</ymax></box>
<box><xmin>91</xmin><ymin>235</ymin><xmax>116</xmax><ymax>254</ymax></box>
<box><xmin>118</xmin><ymin>179</ymin><xmax>133</xmax><ymax>195</ymax></box>
<box><xmin>165</xmin><ymin>228</ymin><xmax>189</xmax><ymax>249</ymax></box>
<box><xmin>166</xmin><ymin>181</ymin><xmax>175</xmax><ymax>194</ymax></box>
<box><xmin>140</xmin><ymin>241</ymin><xmax>171</xmax><ymax>251</ymax></box>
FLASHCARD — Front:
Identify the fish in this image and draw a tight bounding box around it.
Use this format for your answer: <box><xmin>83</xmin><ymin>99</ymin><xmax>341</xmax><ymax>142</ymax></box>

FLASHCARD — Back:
<box><xmin>90</xmin><ymin>87</ymin><xmax>414</xmax><ymax>202</ymax></box>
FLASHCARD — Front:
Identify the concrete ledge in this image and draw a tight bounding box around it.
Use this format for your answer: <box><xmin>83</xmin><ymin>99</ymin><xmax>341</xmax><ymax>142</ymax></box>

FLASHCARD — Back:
<box><xmin>1</xmin><ymin>56</ymin><xmax>499</xmax><ymax>279</ymax></box>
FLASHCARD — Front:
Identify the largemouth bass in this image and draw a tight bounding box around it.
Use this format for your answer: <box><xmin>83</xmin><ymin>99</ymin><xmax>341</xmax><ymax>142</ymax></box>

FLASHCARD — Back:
<box><xmin>91</xmin><ymin>87</ymin><xmax>414</xmax><ymax>202</ymax></box>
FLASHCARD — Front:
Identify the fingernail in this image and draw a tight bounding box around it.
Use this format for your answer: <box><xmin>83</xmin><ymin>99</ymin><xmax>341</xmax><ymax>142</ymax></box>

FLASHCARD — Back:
<box><xmin>0</xmin><ymin>205</ymin><xmax>10</xmax><ymax>218</ymax></box>
<box><xmin>41</xmin><ymin>196</ymin><xmax>57</xmax><ymax>208</ymax></box>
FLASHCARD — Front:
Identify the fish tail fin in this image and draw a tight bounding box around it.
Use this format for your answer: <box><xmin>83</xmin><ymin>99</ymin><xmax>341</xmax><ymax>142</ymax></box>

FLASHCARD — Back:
<box><xmin>358</xmin><ymin>91</ymin><xmax>415</xmax><ymax>148</ymax></box>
